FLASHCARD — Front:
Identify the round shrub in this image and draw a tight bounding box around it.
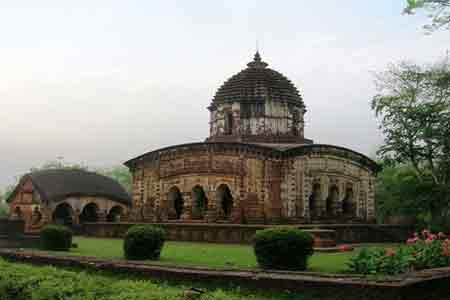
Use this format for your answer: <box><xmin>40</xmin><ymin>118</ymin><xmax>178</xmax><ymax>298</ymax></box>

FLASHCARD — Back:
<box><xmin>253</xmin><ymin>227</ymin><xmax>314</xmax><ymax>270</ymax></box>
<box><xmin>123</xmin><ymin>225</ymin><xmax>166</xmax><ymax>260</ymax></box>
<box><xmin>40</xmin><ymin>224</ymin><xmax>73</xmax><ymax>251</ymax></box>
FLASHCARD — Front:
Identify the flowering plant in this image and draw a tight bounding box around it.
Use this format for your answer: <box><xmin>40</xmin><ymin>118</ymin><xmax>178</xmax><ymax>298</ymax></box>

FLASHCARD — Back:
<box><xmin>347</xmin><ymin>230</ymin><xmax>450</xmax><ymax>275</ymax></box>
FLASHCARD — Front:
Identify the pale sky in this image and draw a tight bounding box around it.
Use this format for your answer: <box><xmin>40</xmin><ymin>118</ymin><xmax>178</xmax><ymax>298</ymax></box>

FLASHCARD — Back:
<box><xmin>0</xmin><ymin>1</ymin><xmax>449</xmax><ymax>189</ymax></box>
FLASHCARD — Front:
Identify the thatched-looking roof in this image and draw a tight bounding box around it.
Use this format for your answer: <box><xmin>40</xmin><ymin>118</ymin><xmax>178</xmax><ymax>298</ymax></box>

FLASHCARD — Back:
<box><xmin>8</xmin><ymin>169</ymin><xmax>131</xmax><ymax>206</ymax></box>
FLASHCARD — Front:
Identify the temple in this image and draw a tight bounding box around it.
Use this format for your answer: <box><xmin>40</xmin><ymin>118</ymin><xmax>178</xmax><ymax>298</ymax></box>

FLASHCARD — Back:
<box><xmin>125</xmin><ymin>52</ymin><xmax>379</xmax><ymax>224</ymax></box>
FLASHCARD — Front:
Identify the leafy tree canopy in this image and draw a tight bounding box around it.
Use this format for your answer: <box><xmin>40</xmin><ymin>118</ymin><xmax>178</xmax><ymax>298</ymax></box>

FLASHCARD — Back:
<box><xmin>372</xmin><ymin>57</ymin><xmax>450</xmax><ymax>228</ymax></box>
<box><xmin>405</xmin><ymin>0</ymin><xmax>450</xmax><ymax>32</ymax></box>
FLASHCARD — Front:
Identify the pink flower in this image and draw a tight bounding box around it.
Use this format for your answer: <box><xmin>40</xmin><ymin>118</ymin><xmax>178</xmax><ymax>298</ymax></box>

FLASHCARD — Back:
<box><xmin>339</xmin><ymin>245</ymin><xmax>351</xmax><ymax>252</ymax></box>
<box><xmin>442</xmin><ymin>244</ymin><xmax>450</xmax><ymax>257</ymax></box>
<box><xmin>438</xmin><ymin>232</ymin><xmax>446</xmax><ymax>239</ymax></box>
<box><xmin>407</xmin><ymin>237</ymin><xmax>419</xmax><ymax>245</ymax></box>
<box><xmin>425</xmin><ymin>238</ymin><xmax>434</xmax><ymax>244</ymax></box>
<box><xmin>422</xmin><ymin>229</ymin><xmax>430</xmax><ymax>238</ymax></box>
<box><xmin>413</xmin><ymin>232</ymin><xmax>419</xmax><ymax>238</ymax></box>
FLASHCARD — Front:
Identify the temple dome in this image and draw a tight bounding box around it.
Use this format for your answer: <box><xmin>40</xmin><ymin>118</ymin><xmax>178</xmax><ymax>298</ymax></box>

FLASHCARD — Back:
<box><xmin>210</xmin><ymin>52</ymin><xmax>305</xmax><ymax>109</ymax></box>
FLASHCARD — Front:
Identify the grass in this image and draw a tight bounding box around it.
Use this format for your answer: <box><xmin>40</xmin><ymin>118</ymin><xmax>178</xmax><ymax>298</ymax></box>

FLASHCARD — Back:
<box><xmin>39</xmin><ymin>236</ymin><xmax>356</xmax><ymax>273</ymax></box>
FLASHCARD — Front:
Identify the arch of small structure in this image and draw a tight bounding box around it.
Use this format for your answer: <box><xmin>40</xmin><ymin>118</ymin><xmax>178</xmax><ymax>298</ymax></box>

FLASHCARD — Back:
<box><xmin>79</xmin><ymin>202</ymin><xmax>99</xmax><ymax>223</ymax></box>
<box><xmin>107</xmin><ymin>205</ymin><xmax>124</xmax><ymax>222</ymax></box>
<box><xmin>52</xmin><ymin>202</ymin><xmax>74</xmax><ymax>226</ymax></box>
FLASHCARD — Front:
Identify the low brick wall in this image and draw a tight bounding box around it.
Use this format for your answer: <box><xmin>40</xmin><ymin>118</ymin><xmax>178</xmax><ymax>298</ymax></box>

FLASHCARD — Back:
<box><xmin>83</xmin><ymin>222</ymin><xmax>412</xmax><ymax>245</ymax></box>
<box><xmin>83</xmin><ymin>222</ymin><xmax>337</xmax><ymax>247</ymax></box>
<box><xmin>297</xmin><ymin>224</ymin><xmax>413</xmax><ymax>243</ymax></box>
<box><xmin>0</xmin><ymin>235</ymin><xmax>41</xmax><ymax>248</ymax></box>
<box><xmin>0</xmin><ymin>218</ymin><xmax>41</xmax><ymax>249</ymax></box>
<box><xmin>0</xmin><ymin>249</ymin><xmax>449</xmax><ymax>300</ymax></box>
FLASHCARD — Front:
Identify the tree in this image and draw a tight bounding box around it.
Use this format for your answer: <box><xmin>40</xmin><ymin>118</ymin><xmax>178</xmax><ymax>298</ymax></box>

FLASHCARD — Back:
<box><xmin>96</xmin><ymin>165</ymin><xmax>132</xmax><ymax>194</ymax></box>
<box><xmin>404</xmin><ymin>0</ymin><xmax>450</xmax><ymax>32</ymax></box>
<box><xmin>372</xmin><ymin>57</ymin><xmax>450</xmax><ymax>228</ymax></box>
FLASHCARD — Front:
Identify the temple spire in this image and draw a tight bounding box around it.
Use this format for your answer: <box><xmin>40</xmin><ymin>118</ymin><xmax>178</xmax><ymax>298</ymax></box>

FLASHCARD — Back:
<box><xmin>247</xmin><ymin>50</ymin><xmax>268</xmax><ymax>69</ymax></box>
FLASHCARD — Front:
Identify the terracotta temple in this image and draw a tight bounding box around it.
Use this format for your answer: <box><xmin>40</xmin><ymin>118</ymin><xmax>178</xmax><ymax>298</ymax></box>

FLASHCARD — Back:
<box><xmin>125</xmin><ymin>52</ymin><xmax>379</xmax><ymax>225</ymax></box>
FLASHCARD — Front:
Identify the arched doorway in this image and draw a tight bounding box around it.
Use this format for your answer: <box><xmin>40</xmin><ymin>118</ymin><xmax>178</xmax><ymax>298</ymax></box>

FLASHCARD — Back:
<box><xmin>52</xmin><ymin>203</ymin><xmax>73</xmax><ymax>226</ymax></box>
<box><xmin>191</xmin><ymin>185</ymin><xmax>208</xmax><ymax>219</ymax></box>
<box><xmin>31</xmin><ymin>207</ymin><xmax>42</xmax><ymax>226</ymax></box>
<box><xmin>168</xmin><ymin>186</ymin><xmax>184</xmax><ymax>219</ymax></box>
<box><xmin>107</xmin><ymin>205</ymin><xmax>124</xmax><ymax>222</ymax></box>
<box><xmin>327</xmin><ymin>185</ymin><xmax>339</xmax><ymax>216</ymax></box>
<box><xmin>309</xmin><ymin>183</ymin><xmax>321</xmax><ymax>217</ymax></box>
<box><xmin>217</xmin><ymin>184</ymin><xmax>233</xmax><ymax>219</ymax></box>
<box><xmin>79</xmin><ymin>203</ymin><xmax>99</xmax><ymax>223</ymax></box>
<box><xmin>342</xmin><ymin>187</ymin><xmax>354</xmax><ymax>215</ymax></box>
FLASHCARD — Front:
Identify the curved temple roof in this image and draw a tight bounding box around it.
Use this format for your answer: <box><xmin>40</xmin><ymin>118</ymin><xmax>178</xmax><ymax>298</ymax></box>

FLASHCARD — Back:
<box><xmin>8</xmin><ymin>169</ymin><xmax>132</xmax><ymax>205</ymax></box>
<box><xmin>209</xmin><ymin>52</ymin><xmax>305</xmax><ymax>110</ymax></box>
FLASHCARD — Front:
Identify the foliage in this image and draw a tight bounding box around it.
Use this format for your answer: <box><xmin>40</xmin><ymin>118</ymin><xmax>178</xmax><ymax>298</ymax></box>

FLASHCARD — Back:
<box><xmin>96</xmin><ymin>165</ymin><xmax>132</xmax><ymax>194</ymax></box>
<box><xmin>0</xmin><ymin>257</ymin><xmax>337</xmax><ymax>300</ymax></box>
<box><xmin>0</xmin><ymin>197</ymin><xmax>8</xmax><ymax>216</ymax></box>
<box><xmin>372</xmin><ymin>58</ymin><xmax>450</xmax><ymax>229</ymax></box>
<box><xmin>253</xmin><ymin>227</ymin><xmax>314</xmax><ymax>271</ymax></box>
<box><xmin>123</xmin><ymin>225</ymin><xmax>166</xmax><ymax>260</ymax></box>
<box><xmin>375</xmin><ymin>163</ymin><xmax>436</xmax><ymax>227</ymax></box>
<box><xmin>347</xmin><ymin>247</ymin><xmax>413</xmax><ymax>275</ymax></box>
<box><xmin>404</xmin><ymin>0</ymin><xmax>450</xmax><ymax>32</ymax></box>
<box><xmin>40</xmin><ymin>225</ymin><xmax>73</xmax><ymax>251</ymax></box>
<box><xmin>348</xmin><ymin>231</ymin><xmax>450</xmax><ymax>275</ymax></box>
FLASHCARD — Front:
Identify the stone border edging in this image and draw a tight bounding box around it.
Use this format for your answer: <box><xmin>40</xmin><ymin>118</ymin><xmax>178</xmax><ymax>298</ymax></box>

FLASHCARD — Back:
<box><xmin>0</xmin><ymin>249</ymin><xmax>450</xmax><ymax>299</ymax></box>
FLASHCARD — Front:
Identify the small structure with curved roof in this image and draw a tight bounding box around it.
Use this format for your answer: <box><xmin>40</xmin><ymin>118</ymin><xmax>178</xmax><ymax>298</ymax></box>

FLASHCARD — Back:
<box><xmin>125</xmin><ymin>52</ymin><xmax>379</xmax><ymax>225</ymax></box>
<box><xmin>8</xmin><ymin>169</ymin><xmax>131</xmax><ymax>232</ymax></box>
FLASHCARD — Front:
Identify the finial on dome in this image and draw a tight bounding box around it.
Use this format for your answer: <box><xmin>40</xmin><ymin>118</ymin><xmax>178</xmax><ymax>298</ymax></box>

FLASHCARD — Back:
<box><xmin>247</xmin><ymin>50</ymin><xmax>268</xmax><ymax>69</ymax></box>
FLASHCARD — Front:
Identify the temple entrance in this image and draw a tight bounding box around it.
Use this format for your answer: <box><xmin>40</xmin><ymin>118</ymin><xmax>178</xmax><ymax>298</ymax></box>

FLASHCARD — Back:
<box><xmin>217</xmin><ymin>184</ymin><xmax>233</xmax><ymax>219</ymax></box>
<box><xmin>79</xmin><ymin>203</ymin><xmax>99</xmax><ymax>223</ymax></box>
<box><xmin>309</xmin><ymin>183</ymin><xmax>321</xmax><ymax>217</ymax></box>
<box><xmin>327</xmin><ymin>185</ymin><xmax>339</xmax><ymax>216</ymax></box>
<box><xmin>342</xmin><ymin>187</ymin><xmax>354</xmax><ymax>215</ymax></box>
<box><xmin>52</xmin><ymin>203</ymin><xmax>73</xmax><ymax>226</ymax></box>
<box><xmin>168</xmin><ymin>187</ymin><xmax>184</xmax><ymax>219</ymax></box>
<box><xmin>107</xmin><ymin>205</ymin><xmax>124</xmax><ymax>222</ymax></box>
<box><xmin>191</xmin><ymin>185</ymin><xmax>208</xmax><ymax>219</ymax></box>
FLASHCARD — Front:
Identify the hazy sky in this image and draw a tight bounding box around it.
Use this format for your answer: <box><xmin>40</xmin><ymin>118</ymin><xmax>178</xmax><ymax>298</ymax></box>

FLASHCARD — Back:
<box><xmin>0</xmin><ymin>1</ymin><xmax>449</xmax><ymax>189</ymax></box>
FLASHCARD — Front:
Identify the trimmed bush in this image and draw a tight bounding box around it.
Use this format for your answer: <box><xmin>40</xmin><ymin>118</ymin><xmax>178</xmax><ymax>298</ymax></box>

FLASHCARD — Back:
<box><xmin>40</xmin><ymin>224</ymin><xmax>73</xmax><ymax>251</ymax></box>
<box><xmin>123</xmin><ymin>225</ymin><xmax>165</xmax><ymax>260</ymax></box>
<box><xmin>253</xmin><ymin>227</ymin><xmax>314</xmax><ymax>270</ymax></box>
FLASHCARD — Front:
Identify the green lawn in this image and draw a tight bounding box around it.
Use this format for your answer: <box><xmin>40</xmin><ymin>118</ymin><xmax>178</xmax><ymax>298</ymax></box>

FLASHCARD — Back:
<box><xmin>42</xmin><ymin>237</ymin><xmax>355</xmax><ymax>273</ymax></box>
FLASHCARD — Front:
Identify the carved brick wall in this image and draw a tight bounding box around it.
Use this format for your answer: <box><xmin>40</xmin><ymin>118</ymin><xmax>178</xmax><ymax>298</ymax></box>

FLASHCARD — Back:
<box><xmin>129</xmin><ymin>144</ymin><xmax>376</xmax><ymax>224</ymax></box>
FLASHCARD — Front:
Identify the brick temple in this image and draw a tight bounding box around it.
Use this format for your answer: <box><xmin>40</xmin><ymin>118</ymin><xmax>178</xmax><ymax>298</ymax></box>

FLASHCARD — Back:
<box><xmin>125</xmin><ymin>52</ymin><xmax>379</xmax><ymax>225</ymax></box>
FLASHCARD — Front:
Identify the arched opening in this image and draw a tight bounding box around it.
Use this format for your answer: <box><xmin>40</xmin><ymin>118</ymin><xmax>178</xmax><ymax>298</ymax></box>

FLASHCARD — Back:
<box><xmin>14</xmin><ymin>206</ymin><xmax>23</xmax><ymax>219</ymax></box>
<box><xmin>79</xmin><ymin>203</ymin><xmax>99</xmax><ymax>223</ymax></box>
<box><xmin>107</xmin><ymin>205</ymin><xmax>124</xmax><ymax>222</ymax></box>
<box><xmin>168</xmin><ymin>186</ymin><xmax>184</xmax><ymax>219</ymax></box>
<box><xmin>31</xmin><ymin>207</ymin><xmax>42</xmax><ymax>225</ymax></box>
<box><xmin>191</xmin><ymin>185</ymin><xmax>208</xmax><ymax>219</ymax></box>
<box><xmin>309</xmin><ymin>183</ymin><xmax>321</xmax><ymax>217</ymax></box>
<box><xmin>217</xmin><ymin>184</ymin><xmax>233</xmax><ymax>219</ymax></box>
<box><xmin>224</xmin><ymin>111</ymin><xmax>234</xmax><ymax>135</ymax></box>
<box><xmin>327</xmin><ymin>185</ymin><xmax>339</xmax><ymax>216</ymax></box>
<box><xmin>342</xmin><ymin>187</ymin><xmax>354</xmax><ymax>215</ymax></box>
<box><xmin>52</xmin><ymin>203</ymin><xmax>73</xmax><ymax>226</ymax></box>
